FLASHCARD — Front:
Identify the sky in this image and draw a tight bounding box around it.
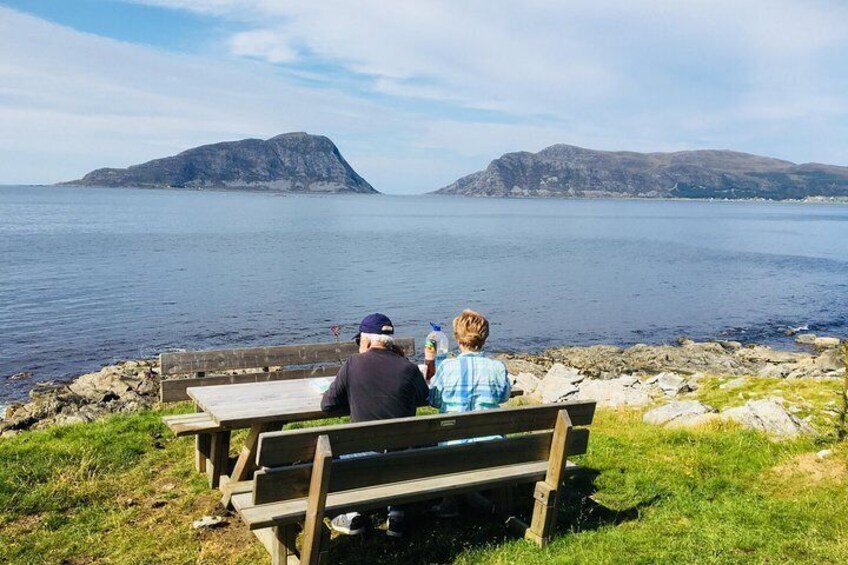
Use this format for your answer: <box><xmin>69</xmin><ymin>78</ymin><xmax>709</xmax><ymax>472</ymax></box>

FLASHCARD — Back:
<box><xmin>1</xmin><ymin>1</ymin><xmax>847</xmax><ymax>194</ymax></box>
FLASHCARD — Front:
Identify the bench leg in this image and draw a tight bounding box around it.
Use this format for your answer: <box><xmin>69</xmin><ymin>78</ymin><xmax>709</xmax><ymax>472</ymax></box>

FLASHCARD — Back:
<box><xmin>526</xmin><ymin>409</ymin><xmax>572</xmax><ymax>547</ymax></box>
<box><xmin>207</xmin><ymin>431</ymin><xmax>231</xmax><ymax>489</ymax></box>
<box><xmin>526</xmin><ymin>481</ymin><xmax>557</xmax><ymax>547</ymax></box>
<box><xmin>300</xmin><ymin>435</ymin><xmax>333</xmax><ymax>565</ymax></box>
<box><xmin>195</xmin><ymin>433</ymin><xmax>211</xmax><ymax>473</ymax></box>
<box><xmin>271</xmin><ymin>523</ymin><xmax>300</xmax><ymax>565</ymax></box>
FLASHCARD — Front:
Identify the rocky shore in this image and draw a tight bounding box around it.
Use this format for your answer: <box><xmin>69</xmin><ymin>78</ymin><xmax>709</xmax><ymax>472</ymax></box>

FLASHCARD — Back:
<box><xmin>1</xmin><ymin>337</ymin><xmax>845</xmax><ymax>438</ymax></box>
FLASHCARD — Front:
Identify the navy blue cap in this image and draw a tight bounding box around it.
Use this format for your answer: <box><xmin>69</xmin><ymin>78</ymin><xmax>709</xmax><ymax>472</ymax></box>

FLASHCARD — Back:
<box><xmin>353</xmin><ymin>313</ymin><xmax>394</xmax><ymax>341</ymax></box>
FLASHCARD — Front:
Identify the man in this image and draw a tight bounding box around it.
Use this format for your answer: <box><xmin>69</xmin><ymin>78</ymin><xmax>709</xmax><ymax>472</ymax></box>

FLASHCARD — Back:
<box><xmin>321</xmin><ymin>313</ymin><xmax>429</xmax><ymax>537</ymax></box>
<box><xmin>428</xmin><ymin>309</ymin><xmax>511</xmax><ymax>517</ymax></box>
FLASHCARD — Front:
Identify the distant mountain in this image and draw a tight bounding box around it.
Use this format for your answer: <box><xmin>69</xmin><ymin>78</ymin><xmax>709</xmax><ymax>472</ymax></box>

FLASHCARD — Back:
<box><xmin>435</xmin><ymin>145</ymin><xmax>848</xmax><ymax>199</ymax></box>
<box><xmin>61</xmin><ymin>132</ymin><xmax>377</xmax><ymax>194</ymax></box>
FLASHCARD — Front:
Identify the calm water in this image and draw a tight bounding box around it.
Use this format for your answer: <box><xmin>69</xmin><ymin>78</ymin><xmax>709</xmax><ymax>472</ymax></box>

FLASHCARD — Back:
<box><xmin>2</xmin><ymin>185</ymin><xmax>848</xmax><ymax>403</ymax></box>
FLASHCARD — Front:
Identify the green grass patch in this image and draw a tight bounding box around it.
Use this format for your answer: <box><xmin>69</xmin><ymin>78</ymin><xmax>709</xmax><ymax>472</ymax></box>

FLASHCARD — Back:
<box><xmin>1</xmin><ymin>392</ymin><xmax>847</xmax><ymax>564</ymax></box>
<box><xmin>694</xmin><ymin>374</ymin><xmax>843</xmax><ymax>433</ymax></box>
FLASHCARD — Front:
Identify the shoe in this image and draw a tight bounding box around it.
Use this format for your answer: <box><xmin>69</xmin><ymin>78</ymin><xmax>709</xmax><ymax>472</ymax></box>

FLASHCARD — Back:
<box><xmin>330</xmin><ymin>513</ymin><xmax>367</xmax><ymax>536</ymax></box>
<box><xmin>431</xmin><ymin>497</ymin><xmax>460</xmax><ymax>519</ymax></box>
<box><xmin>386</xmin><ymin>514</ymin><xmax>406</xmax><ymax>538</ymax></box>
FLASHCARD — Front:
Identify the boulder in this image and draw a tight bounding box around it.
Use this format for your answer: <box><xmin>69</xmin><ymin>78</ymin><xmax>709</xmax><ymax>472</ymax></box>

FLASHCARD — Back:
<box><xmin>719</xmin><ymin>377</ymin><xmax>747</xmax><ymax>390</ymax></box>
<box><xmin>758</xmin><ymin>363</ymin><xmax>795</xmax><ymax>378</ymax></box>
<box><xmin>643</xmin><ymin>400</ymin><xmax>717</xmax><ymax>427</ymax></box>
<box><xmin>503</xmin><ymin>358</ymin><xmax>548</xmax><ymax>377</ymax></box>
<box><xmin>720</xmin><ymin>399</ymin><xmax>814</xmax><ymax>438</ymax></box>
<box><xmin>575</xmin><ymin>377</ymin><xmax>651</xmax><ymax>408</ymax></box>
<box><xmin>814</xmin><ymin>337</ymin><xmax>841</xmax><ymax>350</ymax></box>
<box><xmin>513</xmin><ymin>372</ymin><xmax>542</xmax><ymax>395</ymax></box>
<box><xmin>735</xmin><ymin>346</ymin><xmax>800</xmax><ymax>365</ymax></box>
<box><xmin>795</xmin><ymin>333</ymin><xmax>817</xmax><ymax>345</ymax></box>
<box><xmin>815</xmin><ymin>350</ymin><xmax>844</xmax><ymax>372</ymax></box>
<box><xmin>649</xmin><ymin>372</ymin><xmax>690</xmax><ymax>396</ymax></box>
<box><xmin>536</xmin><ymin>364</ymin><xmax>583</xmax><ymax>403</ymax></box>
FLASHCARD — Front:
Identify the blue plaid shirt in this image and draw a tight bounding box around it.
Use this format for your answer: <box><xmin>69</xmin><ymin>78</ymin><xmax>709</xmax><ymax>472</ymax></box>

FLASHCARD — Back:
<box><xmin>428</xmin><ymin>351</ymin><xmax>511</xmax><ymax>414</ymax></box>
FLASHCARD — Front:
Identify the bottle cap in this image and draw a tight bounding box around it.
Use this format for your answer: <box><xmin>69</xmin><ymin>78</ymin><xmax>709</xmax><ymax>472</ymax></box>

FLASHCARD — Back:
<box><xmin>429</xmin><ymin>322</ymin><xmax>441</xmax><ymax>332</ymax></box>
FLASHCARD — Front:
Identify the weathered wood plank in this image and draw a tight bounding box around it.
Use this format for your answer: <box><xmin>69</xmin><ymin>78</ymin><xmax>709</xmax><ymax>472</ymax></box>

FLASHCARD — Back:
<box><xmin>253</xmin><ymin>430</ymin><xmax>588</xmax><ymax>505</ymax></box>
<box><xmin>162</xmin><ymin>413</ymin><xmax>223</xmax><ymax>436</ymax></box>
<box><xmin>527</xmin><ymin>409</ymin><xmax>573</xmax><ymax>547</ymax></box>
<box><xmin>208</xmin><ymin>431</ymin><xmax>231</xmax><ymax>489</ymax></box>
<box><xmin>300</xmin><ymin>435</ymin><xmax>332</xmax><ymax>565</ymax></box>
<box><xmin>187</xmin><ymin>379</ymin><xmax>339</xmax><ymax>428</ymax></box>
<box><xmin>231</xmin><ymin>422</ymin><xmax>283</xmax><ymax>482</ymax></box>
<box><xmin>160</xmin><ymin>337</ymin><xmax>415</xmax><ymax>376</ymax></box>
<box><xmin>256</xmin><ymin>402</ymin><xmax>596</xmax><ymax>467</ymax></box>
<box><xmin>235</xmin><ymin>460</ymin><xmax>579</xmax><ymax>530</ymax></box>
<box><xmin>160</xmin><ymin>365</ymin><xmax>340</xmax><ymax>403</ymax></box>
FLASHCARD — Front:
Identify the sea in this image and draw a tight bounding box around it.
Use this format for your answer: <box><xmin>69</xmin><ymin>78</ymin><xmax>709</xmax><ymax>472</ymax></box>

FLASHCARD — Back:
<box><xmin>2</xmin><ymin>185</ymin><xmax>848</xmax><ymax>404</ymax></box>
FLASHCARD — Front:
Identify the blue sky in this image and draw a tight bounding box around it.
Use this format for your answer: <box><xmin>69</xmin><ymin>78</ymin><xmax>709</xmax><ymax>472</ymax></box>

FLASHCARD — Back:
<box><xmin>1</xmin><ymin>0</ymin><xmax>847</xmax><ymax>194</ymax></box>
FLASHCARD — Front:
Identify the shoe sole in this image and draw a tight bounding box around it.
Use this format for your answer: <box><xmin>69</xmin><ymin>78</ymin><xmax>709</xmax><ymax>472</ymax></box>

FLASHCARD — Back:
<box><xmin>386</xmin><ymin>530</ymin><xmax>404</xmax><ymax>538</ymax></box>
<box><xmin>330</xmin><ymin>525</ymin><xmax>366</xmax><ymax>536</ymax></box>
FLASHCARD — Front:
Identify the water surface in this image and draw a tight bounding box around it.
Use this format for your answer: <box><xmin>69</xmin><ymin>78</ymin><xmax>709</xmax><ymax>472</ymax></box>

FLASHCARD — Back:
<box><xmin>2</xmin><ymin>185</ymin><xmax>847</xmax><ymax>402</ymax></box>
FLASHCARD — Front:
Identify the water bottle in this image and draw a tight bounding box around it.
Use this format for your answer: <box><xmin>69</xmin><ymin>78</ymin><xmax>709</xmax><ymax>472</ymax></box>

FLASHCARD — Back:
<box><xmin>425</xmin><ymin>322</ymin><xmax>449</xmax><ymax>369</ymax></box>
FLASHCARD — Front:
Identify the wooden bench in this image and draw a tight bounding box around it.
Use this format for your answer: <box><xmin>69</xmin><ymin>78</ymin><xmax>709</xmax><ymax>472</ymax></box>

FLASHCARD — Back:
<box><xmin>160</xmin><ymin>338</ymin><xmax>415</xmax><ymax>486</ymax></box>
<box><xmin>231</xmin><ymin>401</ymin><xmax>596</xmax><ymax>564</ymax></box>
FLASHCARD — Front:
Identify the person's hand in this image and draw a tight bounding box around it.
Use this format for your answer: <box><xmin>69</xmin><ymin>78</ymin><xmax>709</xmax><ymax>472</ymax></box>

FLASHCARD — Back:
<box><xmin>424</xmin><ymin>340</ymin><xmax>436</xmax><ymax>362</ymax></box>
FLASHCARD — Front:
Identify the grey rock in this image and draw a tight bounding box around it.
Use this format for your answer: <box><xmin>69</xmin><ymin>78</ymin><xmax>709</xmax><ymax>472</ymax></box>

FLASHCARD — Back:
<box><xmin>575</xmin><ymin>377</ymin><xmax>651</xmax><ymax>408</ymax></box>
<box><xmin>816</xmin><ymin>449</ymin><xmax>833</xmax><ymax>460</ymax></box>
<box><xmin>643</xmin><ymin>401</ymin><xmax>717</xmax><ymax>427</ymax></box>
<box><xmin>0</xmin><ymin>359</ymin><xmax>159</xmax><ymax>435</ymax></box>
<box><xmin>652</xmin><ymin>372</ymin><xmax>690</xmax><ymax>396</ymax></box>
<box><xmin>513</xmin><ymin>372</ymin><xmax>542</xmax><ymax>395</ymax></box>
<box><xmin>7</xmin><ymin>371</ymin><xmax>33</xmax><ymax>381</ymax></box>
<box><xmin>719</xmin><ymin>377</ymin><xmax>747</xmax><ymax>390</ymax></box>
<box><xmin>434</xmin><ymin>144</ymin><xmax>848</xmax><ymax>200</ymax></box>
<box><xmin>814</xmin><ymin>337</ymin><xmax>842</xmax><ymax>349</ymax></box>
<box><xmin>61</xmin><ymin>132</ymin><xmax>377</xmax><ymax>194</ymax></box>
<box><xmin>795</xmin><ymin>333</ymin><xmax>818</xmax><ymax>345</ymax></box>
<box><xmin>720</xmin><ymin>399</ymin><xmax>814</xmax><ymax>438</ymax></box>
<box><xmin>503</xmin><ymin>358</ymin><xmax>548</xmax><ymax>377</ymax></box>
<box><xmin>536</xmin><ymin>364</ymin><xmax>583</xmax><ymax>403</ymax></box>
<box><xmin>815</xmin><ymin>350</ymin><xmax>843</xmax><ymax>372</ymax></box>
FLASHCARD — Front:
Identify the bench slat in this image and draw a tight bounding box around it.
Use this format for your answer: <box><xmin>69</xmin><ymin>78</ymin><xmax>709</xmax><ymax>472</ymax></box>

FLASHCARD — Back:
<box><xmin>256</xmin><ymin>402</ymin><xmax>595</xmax><ymax>467</ymax></box>
<box><xmin>253</xmin><ymin>429</ymin><xmax>589</xmax><ymax>505</ymax></box>
<box><xmin>160</xmin><ymin>338</ymin><xmax>416</xmax><ymax>376</ymax></box>
<box><xmin>160</xmin><ymin>365</ymin><xmax>340</xmax><ymax>403</ymax></box>
<box><xmin>235</xmin><ymin>460</ymin><xmax>579</xmax><ymax>530</ymax></box>
<box><xmin>162</xmin><ymin>413</ymin><xmax>223</xmax><ymax>436</ymax></box>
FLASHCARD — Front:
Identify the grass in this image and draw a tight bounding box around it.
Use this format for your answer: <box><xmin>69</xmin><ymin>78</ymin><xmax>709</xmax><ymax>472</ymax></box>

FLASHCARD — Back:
<box><xmin>1</xmin><ymin>382</ymin><xmax>847</xmax><ymax>564</ymax></box>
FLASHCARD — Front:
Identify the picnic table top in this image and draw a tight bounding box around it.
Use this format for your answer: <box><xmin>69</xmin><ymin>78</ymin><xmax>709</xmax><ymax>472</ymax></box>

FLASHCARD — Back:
<box><xmin>187</xmin><ymin>375</ymin><xmax>525</xmax><ymax>430</ymax></box>
<box><xmin>187</xmin><ymin>378</ymin><xmax>331</xmax><ymax>428</ymax></box>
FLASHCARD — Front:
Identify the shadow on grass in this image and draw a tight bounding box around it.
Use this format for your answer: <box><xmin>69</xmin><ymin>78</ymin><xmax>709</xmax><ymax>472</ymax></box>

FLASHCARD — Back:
<box><xmin>327</xmin><ymin>467</ymin><xmax>653</xmax><ymax>564</ymax></box>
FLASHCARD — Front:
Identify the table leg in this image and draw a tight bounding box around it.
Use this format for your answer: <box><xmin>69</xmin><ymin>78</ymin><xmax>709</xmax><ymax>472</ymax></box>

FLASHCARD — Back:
<box><xmin>230</xmin><ymin>421</ymin><xmax>282</xmax><ymax>482</ymax></box>
<box><xmin>207</xmin><ymin>430</ymin><xmax>231</xmax><ymax>489</ymax></box>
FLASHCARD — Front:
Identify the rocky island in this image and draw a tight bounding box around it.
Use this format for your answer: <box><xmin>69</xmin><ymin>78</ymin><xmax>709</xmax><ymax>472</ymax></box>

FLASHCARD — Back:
<box><xmin>435</xmin><ymin>144</ymin><xmax>848</xmax><ymax>199</ymax></box>
<box><xmin>60</xmin><ymin>132</ymin><xmax>377</xmax><ymax>194</ymax></box>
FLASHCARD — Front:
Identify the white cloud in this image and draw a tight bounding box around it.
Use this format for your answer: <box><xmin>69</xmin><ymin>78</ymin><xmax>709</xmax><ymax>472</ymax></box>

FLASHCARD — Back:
<box><xmin>2</xmin><ymin>2</ymin><xmax>847</xmax><ymax>191</ymax></box>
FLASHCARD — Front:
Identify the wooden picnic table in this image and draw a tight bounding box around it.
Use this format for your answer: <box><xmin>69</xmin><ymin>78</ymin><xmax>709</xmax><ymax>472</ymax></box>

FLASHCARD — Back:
<box><xmin>187</xmin><ymin>378</ymin><xmax>334</xmax><ymax>491</ymax></box>
<box><xmin>187</xmin><ymin>375</ymin><xmax>525</xmax><ymax>496</ymax></box>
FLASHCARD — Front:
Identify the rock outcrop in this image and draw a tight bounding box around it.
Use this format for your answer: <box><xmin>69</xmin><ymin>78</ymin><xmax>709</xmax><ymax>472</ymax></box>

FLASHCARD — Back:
<box><xmin>435</xmin><ymin>144</ymin><xmax>848</xmax><ymax>199</ymax></box>
<box><xmin>504</xmin><ymin>340</ymin><xmax>845</xmax><ymax>381</ymax></box>
<box><xmin>61</xmin><ymin>132</ymin><xmax>377</xmax><ymax>194</ymax></box>
<box><xmin>0</xmin><ymin>360</ymin><xmax>159</xmax><ymax>435</ymax></box>
<box><xmin>721</xmin><ymin>399</ymin><xmax>814</xmax><ymax>438</ymax></box>
<box><xmin>643</xmin><ymin>400</ymin><xmax>718</xmax><ymax>427</ymax></box>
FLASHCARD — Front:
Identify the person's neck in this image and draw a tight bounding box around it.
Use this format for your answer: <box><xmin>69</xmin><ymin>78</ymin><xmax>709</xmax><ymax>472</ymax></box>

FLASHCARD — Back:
<box><xmin>459</xmin><ymin>346</ymin><xmax>481</xmax><ymax>354</ymax></box>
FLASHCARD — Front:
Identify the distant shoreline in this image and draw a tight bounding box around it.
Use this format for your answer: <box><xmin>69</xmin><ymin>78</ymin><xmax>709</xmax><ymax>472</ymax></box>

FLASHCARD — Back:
<box><xmin>5</xmin><ymin>184</ymin><xmax>848</xmax><ymax>203</ymax></box>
